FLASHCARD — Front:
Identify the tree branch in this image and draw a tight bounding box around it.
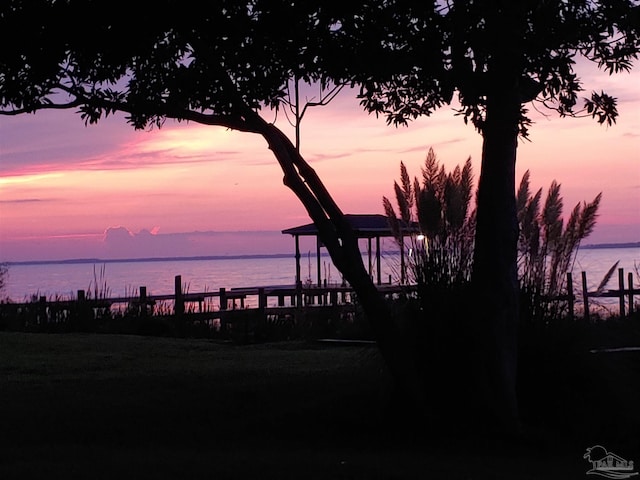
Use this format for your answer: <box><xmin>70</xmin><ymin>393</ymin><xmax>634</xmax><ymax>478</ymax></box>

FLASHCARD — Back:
<box><xmin>298</xmin><ymin>82</ymin><xmax>346</xmax><ymax>122</ymax></box>
<box><xmin>21</xmin><ymin>83</ymin><xmax>265</xmax><ymax>134</ymax></box>
<box><xmin>0</xmin><ymin>98</ymin><xmax>83</xmax><ymax>115</ymax></box>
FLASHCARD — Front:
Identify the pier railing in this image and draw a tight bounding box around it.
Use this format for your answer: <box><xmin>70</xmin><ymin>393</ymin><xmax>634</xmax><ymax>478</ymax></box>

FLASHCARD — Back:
<box><xmin>1</xmin><ymin>268</ymin><xmax>638</xmax><ymax>340</ymax></box>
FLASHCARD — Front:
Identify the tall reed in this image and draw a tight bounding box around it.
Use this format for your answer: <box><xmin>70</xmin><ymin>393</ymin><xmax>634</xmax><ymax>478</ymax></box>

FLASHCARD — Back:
<box><xmin>384</xmin><ymin>148</ymin><xmax>475</xmax><ymax>290</ymax></box>
<box><xmin>384</xmin><ymin>149</ymin><xmax>607</xmax><ymax>323</ymax></box>
<box><xmin>87</xmin><ymin>264</ymin><xmax>111</xmax><ymax>301</ymax></box>
<box><xmin>517</xmin><ymin>171</ymin><xmax>604</xmax><ymax>321</ymax></box>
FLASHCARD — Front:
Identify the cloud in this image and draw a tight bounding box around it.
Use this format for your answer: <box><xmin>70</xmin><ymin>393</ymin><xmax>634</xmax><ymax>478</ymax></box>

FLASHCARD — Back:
<box><xmin>0</xmin><ymin>109</ymin><xmax>255</xmax><ymax>178</ymax></box>
<box><xmin>76</xmin><ymin>150</ymin><xmax>231</xmax><ymax>171</ymax></box>
<box><xmin>0</xmin><ymin>198</ymin><xmax>48</xmax><ymax>204</ymax></box>
<box><xmin>103</xmin><ymin>226</ymin><xmax>135</xmax><ymax>244</ymax></box>
<box><xmin>0</xmin><ymin>110</ymin><xmax>136</xmax><ymax>176</ymax></box>
<box><xmin>103</xmin><ymin>226</ymin><xmax>152</xmax><ymax>258</ymax></box>
<box><xmin>398</xmin><ymin>137</ymin><xmax>465</xmax><ymax>154</ymax></box>
<box><xmin>306</xmin><ymin>151</ymin><xmax>354</xmax><ymax>163</ymax></box>
<box><xmin>1</xmin><ymin>136</ymin><xmax>250</xmax><ymax>176</ymax></box>
<box><xmin>296</xmin><ymin>137</ymin><xmax>467</xmax><ymax>164</ymax></box>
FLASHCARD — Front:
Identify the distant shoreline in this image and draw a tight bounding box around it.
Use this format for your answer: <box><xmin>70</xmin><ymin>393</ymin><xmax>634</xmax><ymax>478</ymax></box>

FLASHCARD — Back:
<box><xmin>582</xmin><ymin>241</ymin><xmax>640</xmax><ymax>250</ymax></box>
<box><xmin>6</xmin><ymin>253</ymin><xmax>296</xmax><ymax>267</ymax></box>
<box><xmin>5</xmin><ymin>241</ymin><xmax>638</xmax><ymax>266</ymax></box>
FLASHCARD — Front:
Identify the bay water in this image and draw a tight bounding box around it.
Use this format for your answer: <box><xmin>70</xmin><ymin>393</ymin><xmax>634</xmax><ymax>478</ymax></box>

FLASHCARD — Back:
<box><xmin>2</xmin><ymin>246</ymin><xmax>638</xmax><ymax>305</ymax></box>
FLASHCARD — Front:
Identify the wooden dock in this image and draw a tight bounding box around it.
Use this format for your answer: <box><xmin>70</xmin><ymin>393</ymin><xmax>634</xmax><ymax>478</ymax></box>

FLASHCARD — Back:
<box><xmin>1</xmin><ymin>269</ymin><xmax>638</xmax><ymax>341</ymax></box>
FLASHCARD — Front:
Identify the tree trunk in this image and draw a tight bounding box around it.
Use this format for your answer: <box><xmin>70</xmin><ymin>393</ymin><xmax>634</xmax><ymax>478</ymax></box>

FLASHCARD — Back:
<box><xmin>254</xmin><ymin>117</ymin><xmax>427</xmax><ymax>412</ymax></box>
<box><xmin>472</xmin><ymin>85</ymin><xmax>521</xmax><ymax>432</ymax></box>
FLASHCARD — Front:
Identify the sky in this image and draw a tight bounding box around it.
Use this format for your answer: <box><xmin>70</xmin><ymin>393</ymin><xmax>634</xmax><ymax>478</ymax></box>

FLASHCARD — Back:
<box><xmin>1</xmin><ymin>63</ymin><xmax>639</xmax><ymax>262</ymax></box>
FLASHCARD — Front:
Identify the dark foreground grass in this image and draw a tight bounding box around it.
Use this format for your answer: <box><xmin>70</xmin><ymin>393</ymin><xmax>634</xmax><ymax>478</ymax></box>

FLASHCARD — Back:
<box><xmin>0</xmin><ymin>331</ymin><xmax>638</xmax><ymax>479</ymax></box>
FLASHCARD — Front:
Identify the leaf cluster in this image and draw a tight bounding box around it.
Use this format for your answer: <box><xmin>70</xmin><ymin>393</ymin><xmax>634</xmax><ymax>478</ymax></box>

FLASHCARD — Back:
<box><xmin>0</xmin><ymin>1</ymin><xmax>347</xmax><ymax>129</ymax></box>
<box><xmin>336</xmin><ymin>0</ymin><xmax>639</xmax><ymax>134</ymax></box>
<box><xmin>1</xmin><ymin>1</ymin><xmax>636</xmax><ymax>136</ymax></box>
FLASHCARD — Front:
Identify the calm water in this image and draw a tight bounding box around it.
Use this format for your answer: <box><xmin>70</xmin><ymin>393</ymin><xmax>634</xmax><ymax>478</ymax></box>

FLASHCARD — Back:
<box><xmin>2</xmin><ymin>247</ymin><xmax>638</xmax><ymax>303</ymax></box>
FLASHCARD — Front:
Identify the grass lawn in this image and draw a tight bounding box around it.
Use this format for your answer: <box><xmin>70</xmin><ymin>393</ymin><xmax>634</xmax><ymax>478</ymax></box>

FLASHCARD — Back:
<box><xmin>0</xmin><ymin>331</ymin><xmax>638</xmax><ymax>479</ymax></box>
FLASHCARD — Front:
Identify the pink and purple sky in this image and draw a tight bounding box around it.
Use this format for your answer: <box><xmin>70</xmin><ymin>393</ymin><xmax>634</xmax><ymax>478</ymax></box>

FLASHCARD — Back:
<box><xmin>1</xmin><ymin>64</ymin><xmax>639</xmax><ymax>262</ymax></box>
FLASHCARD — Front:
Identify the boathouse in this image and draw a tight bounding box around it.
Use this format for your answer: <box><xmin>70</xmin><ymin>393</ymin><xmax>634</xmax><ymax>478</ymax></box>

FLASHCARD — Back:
<box><xmin>282</xmin><ymin>214</ymin><xmax>420</xmax><ymax>286</ymax></box>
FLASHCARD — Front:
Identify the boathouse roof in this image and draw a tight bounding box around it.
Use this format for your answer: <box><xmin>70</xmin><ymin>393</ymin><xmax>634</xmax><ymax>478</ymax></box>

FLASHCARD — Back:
<box><xmin>281</xmin><ymin>214</ymin><xmax>419</xmax><ymax>238</ymax></box>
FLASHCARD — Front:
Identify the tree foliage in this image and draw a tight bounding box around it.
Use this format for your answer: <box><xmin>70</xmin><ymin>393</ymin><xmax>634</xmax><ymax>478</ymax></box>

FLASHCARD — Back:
<box><xmin>331</xmin><ymin>0</ymin><xmax>639</xmax><ymax>135</ymax></box>
<box><xmin>0</xmin><ymin>1</ymin><xmax>376</xmax><ymax>288</ymax></box>
<box><xmin>0</xmin><ymin>0</ymin><xmax>431</xmax><ymax>411</ymax></box>
<box><xmin>348</xmin><ymin>1</ymin><xmax>637</xmax><ymax>429</ymax></box>
<box><xmin>0</xmin><ymin>1</ymin><xmax>339</xmax><ymax>128</ymax></box>
<box><xmin>4</xmin><ymin>1</ymin><xmax>635</xmax><ymax>133</ymax></box>
<box><xmin>1</xmin><ymin>0</ymin><xmax>637</xmax><ymax>431</ymax></box>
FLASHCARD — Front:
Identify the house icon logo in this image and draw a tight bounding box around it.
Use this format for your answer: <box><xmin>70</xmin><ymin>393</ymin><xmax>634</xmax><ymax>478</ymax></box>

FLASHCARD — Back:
<box><xmin>584</xmin><ymin>445</ymin><xmax>638</xmax><ymax>479</ymax></box>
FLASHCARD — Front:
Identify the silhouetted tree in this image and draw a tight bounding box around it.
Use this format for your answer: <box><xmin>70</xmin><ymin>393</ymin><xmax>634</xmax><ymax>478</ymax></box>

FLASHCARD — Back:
<box><xmin>325</xmin><ymin>0</ymin><xmax>638</xmax><ymax>430</ymax></box>
<box><xmin>0</xmin><ymin>1</ymin><xmax>427</xmax><ymax>407</ymax></box>
<box><xmin>1</xmin><ymin>1</ymin><xmax>638</xmax><ymax>432</ymax></box>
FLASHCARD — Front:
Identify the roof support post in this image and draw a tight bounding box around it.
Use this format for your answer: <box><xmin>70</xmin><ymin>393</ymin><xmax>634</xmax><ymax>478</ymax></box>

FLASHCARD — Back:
<box><xmin>368</xmin><ymin>237</ymin><xmax>373</xmax><ymax>279</ymax></box>
<box><xmin>376</xmin><ymin>236</ymin><xmax>382</xmax><ymax>285</ymax></box>
<box><xmin>400</xmin><ymin>235</ymin><xmax>405</xmax><ymax>285</ymax></box>
<box><xmin>316</xmin><ymin>235</ymin><xmax>322</xmax><ymax>287</ymax></box>
<box><xmin>295</xmin><ymin>235</ymin><xmax>301</xmax><ymax>286</ymax></box>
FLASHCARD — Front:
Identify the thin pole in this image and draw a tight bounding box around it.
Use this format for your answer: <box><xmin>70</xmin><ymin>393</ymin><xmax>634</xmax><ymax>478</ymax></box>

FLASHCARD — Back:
<box><xmin>368</xmin><ymin>237</ymin><xmax>373</xmax><ymax>279</ymax></box>
<box><xmin>295</xmin><ymin>235</ymin><xmax>301</xmax><ymax>286</ymax></box>
<box><xmin>628</xmin><ymin>272</ymin><xmax>634</xmax><ymax>316</ymax></box>
<box><xmin>316</xmin><ymin>236</ymin><xmax>321</xmax><ymax>287</ymax></box>
<box><xmin>376</xmin><ymin>236</ymin><xmax>382</xmax><ymax>285</ymax></box>
<box><xmin>295</xmin><ymin>77</ymin><xmax>300</xmax><ymax>152</ymax></box>
<box><xmin>400</xmin><ymin>236</ymin><xmax>405</xmax><ymax>285</ymax></box>
<box><xmin>618</xmin><ymin>268</ymin><xmax>625</xmax><ymax>317</ymax></box>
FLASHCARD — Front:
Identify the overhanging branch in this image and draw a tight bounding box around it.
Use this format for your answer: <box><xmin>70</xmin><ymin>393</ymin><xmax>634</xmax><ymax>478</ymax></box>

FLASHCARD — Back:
<box><xmin>2</xmin><ymin>83</ymin><xmax>265</xmax><ymax>134</ymax></box>
<box><xmin>0</xmin><ymin>98</ymin><xmax>83</xmax><ymax>115</ymax></box>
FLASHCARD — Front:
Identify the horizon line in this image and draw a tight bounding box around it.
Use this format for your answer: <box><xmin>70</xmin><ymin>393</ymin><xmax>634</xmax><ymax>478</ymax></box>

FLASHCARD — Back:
<box><xmin>4</xmin><ymin>241</ymin><xmax>638</xmax><ymax>266</ymax></box>
<box><xmin>5</xmin><ymin>252</ymin><xmax>297</xmax><ymax>267</ymax></box>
